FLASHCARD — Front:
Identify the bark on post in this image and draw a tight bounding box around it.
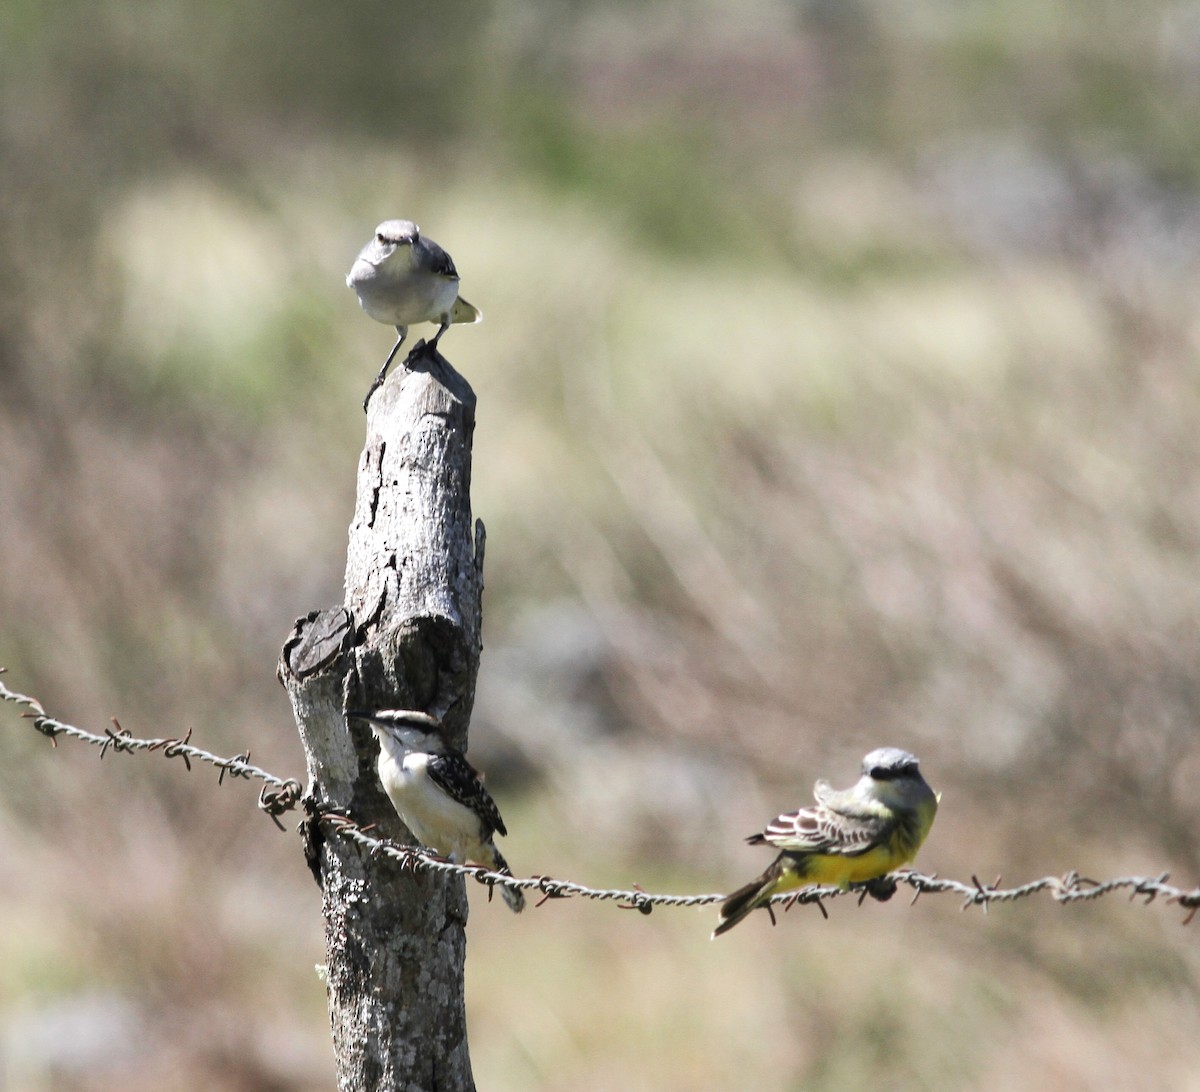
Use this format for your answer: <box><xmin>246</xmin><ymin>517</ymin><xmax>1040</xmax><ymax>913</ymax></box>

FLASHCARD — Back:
<box><xmin>278</xmin><ymin>343</ymin><xmax>482</xmax><ymax>1092</ymax></box>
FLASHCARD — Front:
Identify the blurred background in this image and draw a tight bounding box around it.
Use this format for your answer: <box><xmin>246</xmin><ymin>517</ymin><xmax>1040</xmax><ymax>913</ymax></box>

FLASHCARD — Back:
<box><xmin>3</xmin><ymin>1</ymin><xmax>1200</xmax><ymax>1088</ymax></box>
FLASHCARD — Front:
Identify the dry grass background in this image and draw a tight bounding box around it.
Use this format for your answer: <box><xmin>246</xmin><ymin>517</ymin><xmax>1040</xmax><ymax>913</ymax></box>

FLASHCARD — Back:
<box><xmin>3</xmin><ymin>3</ymin><xmax>1200</xmax><ymax>1089</ymax></box>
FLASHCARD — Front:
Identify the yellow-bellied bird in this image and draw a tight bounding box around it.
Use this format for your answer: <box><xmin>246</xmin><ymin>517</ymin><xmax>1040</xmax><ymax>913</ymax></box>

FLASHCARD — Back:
<box><xmin>713</xmin><ymin>748</ymin><xmax>937</xmax><ymax>937</ymax></box>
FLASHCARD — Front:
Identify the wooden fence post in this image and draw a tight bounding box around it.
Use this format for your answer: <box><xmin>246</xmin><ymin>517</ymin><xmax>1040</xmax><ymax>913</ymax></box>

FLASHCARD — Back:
<box><xmin>278</xmin><ymin>344</ymin><xmax>482</xmax><ymax>1091</ymax></box>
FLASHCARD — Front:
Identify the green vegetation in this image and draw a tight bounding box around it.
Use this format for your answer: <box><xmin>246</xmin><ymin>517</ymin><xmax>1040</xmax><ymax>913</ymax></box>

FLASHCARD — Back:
<box><xmin>3</xmin><ymin>2</ymin><xmax>1200</xmax><ymax>1088</ymax></box>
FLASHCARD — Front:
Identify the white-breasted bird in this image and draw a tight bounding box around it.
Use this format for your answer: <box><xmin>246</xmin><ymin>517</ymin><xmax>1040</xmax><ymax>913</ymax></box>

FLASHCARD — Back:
<box><xmin>713</xmin><ymin>748</ymin><xmax>938</xmax><ymax>937</ymax></box>
<box><xmin>346</xmin><ymin>709</ymin><xmax>525</xmax><ymax>913</ymax></box>
<box><xmin>347</xmin><ymin>220</ymin><xmax>482</xmax><ymax>409</ymax></box>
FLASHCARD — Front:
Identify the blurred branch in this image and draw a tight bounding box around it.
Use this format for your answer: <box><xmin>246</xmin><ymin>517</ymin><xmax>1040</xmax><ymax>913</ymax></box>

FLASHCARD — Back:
<box><xmin>8</xmin><ymin>667</ymin><xmax>1198</xmax><ymax>925</ymax></box>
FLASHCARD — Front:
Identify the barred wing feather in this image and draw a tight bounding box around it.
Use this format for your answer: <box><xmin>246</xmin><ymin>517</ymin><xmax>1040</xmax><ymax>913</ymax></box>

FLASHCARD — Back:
<box><xmin>748</xmin><ymin>804</ymin><xmax>892</xmax><ymax>857</ymax></box>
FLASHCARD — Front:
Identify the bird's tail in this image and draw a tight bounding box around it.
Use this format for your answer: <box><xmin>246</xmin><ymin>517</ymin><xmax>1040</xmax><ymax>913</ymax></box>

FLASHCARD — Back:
<box><xmin>452</xmin><ymin>297</ymin><xmax>482</xmax><ymax>325</ymax></box>
<box><xmin>487</xmin><ymin>845</ymin><xmax>525</xmax><ymax>913</ymax></box>
<box><xmin>712</xmin><ymin>859</ymin><xmax>784</xmax><ymax>938</ymax></box>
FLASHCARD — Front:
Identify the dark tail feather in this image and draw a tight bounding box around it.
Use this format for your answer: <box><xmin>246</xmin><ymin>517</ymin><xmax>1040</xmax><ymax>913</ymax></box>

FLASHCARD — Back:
<box><xmin>712</xmin><ymin>861</ymin><xmax>781</xmax><ymax>938</ymax></box>
<box><xmin>489</xmin><ymin>845</ymin><xmax>526</xmax><ymax>913</ymax></box>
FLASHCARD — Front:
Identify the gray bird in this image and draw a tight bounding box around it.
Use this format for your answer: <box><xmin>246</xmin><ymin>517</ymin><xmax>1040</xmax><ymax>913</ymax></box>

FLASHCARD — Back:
<box><xmin>347</xmin><ymin>220</ymin><xmax>482</xmax><ymax>408</ymax></box>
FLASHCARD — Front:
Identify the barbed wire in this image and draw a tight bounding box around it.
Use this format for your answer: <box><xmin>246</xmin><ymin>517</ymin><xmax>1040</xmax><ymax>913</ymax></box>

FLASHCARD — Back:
<box><xmin>316</xmin><ymin>811</ymin><xmax>1200</xmax><ymax>923</ymax></box>
<box><xmin>4</xmin><ymin>669</ymin><xmax>1198</xmax><ymax>923</ymax></box>
<box><xmin>0</xmin><ymin>670</ymin><xmax>302</xmax><ymax>827</ymax></box>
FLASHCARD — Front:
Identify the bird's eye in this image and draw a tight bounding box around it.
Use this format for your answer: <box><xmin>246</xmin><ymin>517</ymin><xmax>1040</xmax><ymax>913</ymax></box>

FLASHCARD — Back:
<box><xmin>870</xmin><ymin>766</ymin><xmax>891</xmax><ymax>780</ymax></box>
<box><xmin>376</xmin><ymin>233</ymin><xmax>388</xmax><ymax>244</ymax></box>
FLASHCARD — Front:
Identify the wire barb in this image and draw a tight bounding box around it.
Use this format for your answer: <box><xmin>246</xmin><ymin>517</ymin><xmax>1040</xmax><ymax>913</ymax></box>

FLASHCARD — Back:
<box><xmin>260</xmin><ymin>779</ymin><xmax>304</xmax><ymax>830</ymax></box>
<box><xmin>1</xmin><ymin>673</ymin><xmax>299</xmax><ymax>813</ymax></box>
<box><xmin>4</xmin><ymin>669</ymin><xmax>1199</xmax><ymax>925</ymax></box>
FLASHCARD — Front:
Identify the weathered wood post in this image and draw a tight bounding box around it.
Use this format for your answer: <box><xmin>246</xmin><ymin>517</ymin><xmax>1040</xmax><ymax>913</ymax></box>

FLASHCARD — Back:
<box><xmin>278</xmin><ymin>343</ymin><xmax>482</xmax><ymax>1091</ymax></box>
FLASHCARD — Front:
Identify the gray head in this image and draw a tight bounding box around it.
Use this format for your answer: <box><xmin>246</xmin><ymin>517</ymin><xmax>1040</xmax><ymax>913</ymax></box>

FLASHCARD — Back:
<box><xmin>856</xmin><ymin>747</ymin><xmax>934</xmax><ymax>807</ymax></box>
<box><xmin>374</xmin><ymin>219</ymin><xmax>419</xmax><ymax>247</ymax></box>
<box><xmin>861</xmin><ymin>747</ymin><xmax>921</xmax><ymax>781</ymax></box>
<box><xmin>351</xmin><ymin>220</ymin><xmax>419</xmax><ymax>270</ymax></box>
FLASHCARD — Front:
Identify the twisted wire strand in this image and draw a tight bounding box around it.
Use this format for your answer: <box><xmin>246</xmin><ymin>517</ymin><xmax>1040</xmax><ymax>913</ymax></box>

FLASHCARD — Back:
<box><xmin>5</xmin><ymin>670</ymin><xmax>1198</xmax><ymax>921</ymax></box>
<box><xmin>0</xmin><ymin>671</ymin><xmax>302</xmax><ymax>825</ymax></box>
<box><xmin>316</xmin><ymin>811</ymin><xmax>1200</xmax><ymax>921</ymax></box>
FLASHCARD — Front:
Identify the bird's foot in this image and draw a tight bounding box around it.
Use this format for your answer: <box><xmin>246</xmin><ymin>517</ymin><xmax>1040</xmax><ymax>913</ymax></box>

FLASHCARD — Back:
<box><xmin>362</xmin><ymin>374</ymin><xmax>385</xmax><ymax>413</ymax></box>
<box><xmin>857</xmin><ymin>875</ymin><xmax>899</xmax><ymax>902</ymax></box>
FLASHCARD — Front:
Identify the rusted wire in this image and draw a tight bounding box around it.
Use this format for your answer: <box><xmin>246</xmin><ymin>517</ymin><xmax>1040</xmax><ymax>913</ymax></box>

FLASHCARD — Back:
<box><xmin>313</xmin><ymin>808</ymin><xmax>1200</xmax><ymax>920</ymax></box>
<box><xmin>1</xmin><ymin>671</ymin><xmax>298</xmax><ymax>823</ymax></box>
<box><xmin>5</xmin><ymin>669</ymin><xmax>1198</xmax><ymax>922</ymax></box>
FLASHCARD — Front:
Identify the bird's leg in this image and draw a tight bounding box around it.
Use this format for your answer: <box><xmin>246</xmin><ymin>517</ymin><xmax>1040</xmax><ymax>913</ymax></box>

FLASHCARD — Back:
<box><xmin>427</xmin><ymin>317</ymin><xmax>451</xmax><ymax>354</ymax></box>
<box><xmin>362</xmin><ymin>326</ymin><xmax>408</xmax><ymax>412</ymax></box>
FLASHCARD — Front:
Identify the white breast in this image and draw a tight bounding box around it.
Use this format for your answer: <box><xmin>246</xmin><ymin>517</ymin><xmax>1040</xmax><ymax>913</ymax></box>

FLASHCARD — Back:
<box><xmin>349</xmin><ymin>259</ymin><xmax>460</xmax><ymax>327</ymax></box>
<box><xmin>375</xmin><ymin>741</ymin><xmax>478</xmax><ymax>860</ymax></box>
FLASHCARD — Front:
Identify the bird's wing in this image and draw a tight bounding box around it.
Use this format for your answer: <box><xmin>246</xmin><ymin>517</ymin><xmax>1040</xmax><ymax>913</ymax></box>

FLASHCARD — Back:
<box><xmin>751</xmin><ymin>799</ymin><xmax>893</xmax><ymax>857</ymax></box>
<box><xmin>425</xmin><ymin>752</ymin><xmax>507</xmax><ymax>837</ymax></box>
<box><xmin>420</xmin><ymin>237</ymin><xmax>460</xmax><ymax>280</ymax></box>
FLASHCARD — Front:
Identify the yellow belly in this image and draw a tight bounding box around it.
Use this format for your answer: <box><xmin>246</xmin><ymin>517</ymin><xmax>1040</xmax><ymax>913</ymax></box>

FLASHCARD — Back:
<box><xmin>773</xmin><ymin>795</ymin><xmax>937</xmax><ymax>893</ymax></box>
<box><xmin>776</xmin><ymin>842</ymin><xmax>911</xmax><ymax>892</ymax></box>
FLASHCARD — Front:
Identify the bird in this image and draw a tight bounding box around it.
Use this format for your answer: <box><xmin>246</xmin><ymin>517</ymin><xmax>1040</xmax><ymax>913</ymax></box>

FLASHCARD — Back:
<box><xmin>345</xmin><ymin>709</ymin><xmax>525</xmax><ymax>913</ymax></box>
<box><xmin>346</xmin><ymin>219</ymin><xmax>482</xmax><ymax>409</ymax></box>
<box><xmin>713</xmin><ymin>747</ymin><xmax>938</xmax><ymax>937</ymax></box>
